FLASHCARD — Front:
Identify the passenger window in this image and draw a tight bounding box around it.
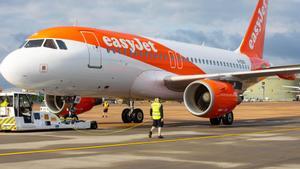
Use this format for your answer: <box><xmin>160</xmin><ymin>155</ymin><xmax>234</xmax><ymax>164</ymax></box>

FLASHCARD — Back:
<box><xmin>213</xmin><ymin>60</ymin><xmax>216</xmax><ymax>65</ymax></box>
<box><xmin>56</xmin><ymin>40</ymin><xmax>67</xmax><ymax>50</ymax></box>
<box><xmin>149</xmin><ymin>52</ymin><xmax>152</xmax><ymax>59</ymax></box>
<box><xmin>191</xmin><ymin>58</ymin><xmax>194</xmax><ymax>63</ymax></box>
<box><xmin>140</xmin><ymin>51</ymin><xmax>143</xmax><ymax>57</ymax></box>
<box><xmin>25</xmin><ymin>39</ymin><xmax>44</xmax><ymax>48</ymax></box>
<box><xmin>206</xmin><ymin>60</ymin><xmax>209</xmax><ymax>65</ymax></box>
<box><xmin>209</xmin><ymin>60</ymin><xmax>212</xmax><ymax>65</ymax></box>
<box><xmin>194</xmin><ymin>58</ymin><xmax>198</xmax><ymax>63</ymax></box>
<box><xmin>198</xmin><ymin>59</ymin><xmax>201</xmax><ymax>63</ymax></box>
<box><xmin>44</xmin><ymin>39</ymin><xmax>57</xmax><ymax>49</ymax></box>
<box><xmin>164</xmin><ymin>55</ymin><xmax>168</xmax><ymax>61</ymax></box>
<box><xmin>159</xmin><ymin>53</ymin><xmax>162</xmax><ymax>60</ymax></box>
<box><xmin>135</xmin><ymin>51</ymin><xmax>139</xmax><ymax>57</ymax></box>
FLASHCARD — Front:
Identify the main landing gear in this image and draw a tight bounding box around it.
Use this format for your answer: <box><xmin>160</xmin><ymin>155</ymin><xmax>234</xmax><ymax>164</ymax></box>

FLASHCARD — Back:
<box><xmin>209</xmin><ymin>112</ymin><xmax>234</xmax><ymax>126</ymax></box>
<box><xmin>121</xmin><ymin>100</ymin><xmax>144</xmax><ymax>123</ymax></box>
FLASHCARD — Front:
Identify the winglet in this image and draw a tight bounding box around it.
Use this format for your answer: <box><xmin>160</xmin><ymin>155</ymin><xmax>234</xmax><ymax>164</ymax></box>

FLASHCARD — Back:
<box><xmin>238</xmin><ymin>0</ymin><xmax>269</xmax><ymax>58</ymax></box>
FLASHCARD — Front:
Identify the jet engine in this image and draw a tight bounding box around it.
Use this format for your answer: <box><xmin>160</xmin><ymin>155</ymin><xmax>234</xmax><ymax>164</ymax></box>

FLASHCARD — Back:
<box><xmin>183</xmin><ymin>79</ymin><xmax>238</xmax><ymax>118</ymax></box>
<box><xmin>44</xmin><ymin>95</ymin><xmax>102</xmax><ymax>116</ymax></box>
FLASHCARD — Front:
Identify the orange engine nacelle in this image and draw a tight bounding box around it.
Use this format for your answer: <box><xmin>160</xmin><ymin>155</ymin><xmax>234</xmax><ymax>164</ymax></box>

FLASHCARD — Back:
<box><xmin>45</xmin><ymin>95</ymin><xmax>102</xmax><ymax>116</ymax></box>
<box><xmin>183</xmin><ymin>80</ymin><xmax>238</xmax><ymax>118</ymax></box>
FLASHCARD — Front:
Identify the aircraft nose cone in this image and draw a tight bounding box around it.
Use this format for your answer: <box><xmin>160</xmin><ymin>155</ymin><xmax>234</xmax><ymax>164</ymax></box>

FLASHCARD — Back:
<box><xmin>1</xmin><ymin>51</ymin><xmax>27</xmax><ymax>87</ymax></box>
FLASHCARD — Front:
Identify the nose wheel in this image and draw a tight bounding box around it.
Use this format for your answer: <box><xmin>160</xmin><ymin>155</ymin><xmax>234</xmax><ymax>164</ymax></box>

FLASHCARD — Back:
<box><xmin>121</xmin><ymin>100</ymin><xmax>144</xmax><ymax>123</ymax></box>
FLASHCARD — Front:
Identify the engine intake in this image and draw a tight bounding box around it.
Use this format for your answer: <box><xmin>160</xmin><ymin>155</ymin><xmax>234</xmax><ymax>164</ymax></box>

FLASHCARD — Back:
<box><xmin>184</xmin><ymin>80</ymin><xmax>238</xmax><ymax>118</ymax></box>
<box><xmin>45</xmin><ymin>95</ymin><xmax>67</xmax><ymax>114</ymax></box>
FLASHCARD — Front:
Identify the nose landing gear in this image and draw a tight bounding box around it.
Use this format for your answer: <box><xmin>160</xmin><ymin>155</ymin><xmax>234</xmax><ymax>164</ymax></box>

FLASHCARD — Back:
<box><xmin>121</xmin><ymin>100</ymin><xmax>144</xmax><ymax>123</ymax></box>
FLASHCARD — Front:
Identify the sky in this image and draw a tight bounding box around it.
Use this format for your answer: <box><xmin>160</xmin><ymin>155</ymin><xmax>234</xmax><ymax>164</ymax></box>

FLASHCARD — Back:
<box><xmin>0</xmin><ymin>0</ymin><xmax>300</xmax><ymax>88</ymax></box>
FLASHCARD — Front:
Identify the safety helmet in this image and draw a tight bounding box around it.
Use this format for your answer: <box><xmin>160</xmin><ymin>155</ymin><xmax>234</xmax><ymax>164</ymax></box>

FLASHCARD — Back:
<box><xmin>154</xmin><ymin>98</ymin><xmax>160</xmax><ymax>102</ymax></box>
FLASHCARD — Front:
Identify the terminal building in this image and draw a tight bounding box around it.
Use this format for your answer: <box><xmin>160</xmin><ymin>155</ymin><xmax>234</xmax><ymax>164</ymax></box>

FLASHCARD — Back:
<box><xmin>243</xmin><ymin>76</ymin><xmax>300</xmax><ymax>101</ymax></box>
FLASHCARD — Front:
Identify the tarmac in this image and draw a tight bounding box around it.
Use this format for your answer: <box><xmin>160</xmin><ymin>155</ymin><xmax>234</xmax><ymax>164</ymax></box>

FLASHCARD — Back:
<box><xmin>0</xmin><ymin>102</ymin><xmax>300</xmax><ymax>169</ymax></box>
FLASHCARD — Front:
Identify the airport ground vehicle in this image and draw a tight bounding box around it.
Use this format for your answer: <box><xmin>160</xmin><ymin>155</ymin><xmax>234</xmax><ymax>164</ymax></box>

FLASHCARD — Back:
<box><xmin>2</xmin><ymin>0</ymin><xmax>300</xmax><ymax>126</ymax></box>
<box><xmin>0</xmin><ymin>92</ymin><xmax>97</xmax><ymax>131</ymax></box>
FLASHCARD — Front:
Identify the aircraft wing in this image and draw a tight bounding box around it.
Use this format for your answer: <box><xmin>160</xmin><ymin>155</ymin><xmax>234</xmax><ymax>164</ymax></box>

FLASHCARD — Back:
<box><xmin>164</xmin><ymin>65</ymin><xmax>300</xmax><ymax>91</ymax></box>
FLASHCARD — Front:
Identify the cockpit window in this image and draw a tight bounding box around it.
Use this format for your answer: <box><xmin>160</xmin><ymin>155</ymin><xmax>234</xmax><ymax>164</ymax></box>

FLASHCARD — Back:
<box><xmin>44</xmin><ymin>39</ymin><xmax>57</xmax><ymax>49</ymax></box>
<box><xmin>24</xmin><ymin>39</ymin><xmax>44</xmax><ymax>48</ymax></box>
<box><xmin>56</xmin><ymin>40</ymin><xmax>67</xmax><ymax>50</ymax></box>
<box><xmin>19</xmin><ymin>41</ymin><xmax>28</xmax><ymax>48</ymax></box>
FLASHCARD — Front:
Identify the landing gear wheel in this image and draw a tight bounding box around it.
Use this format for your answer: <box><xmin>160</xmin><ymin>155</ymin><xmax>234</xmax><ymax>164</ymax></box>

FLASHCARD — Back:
<box><xmin>210</xmin><ymin>117</ymin><xmax>221</xmax><ymax>125</ymax></box>
<box><xmin>132</xmin><ymin>108</ymin><xmax>144</xmax><ymax>123</ymax></box>
<box><xmin>64</xmin><ymin>114</ymin><xmax>79</xmax><ymax>121</ymax></box>
<box><xmin>72</xmin><ymin>114</ymin><xmax>79</xmax><ymax>121</ymax></box>
<box><xmin>90</xmin><ymin>121</ymin><xmax>98</xmax><ymax>129</ymax></box>
<box><xmin>122</xmin><ymin>108</ymin><xmax>131</xmax><ymax>123</ymax></box>
<box><xmin>222</xmin><ymin>112</ymin><xmax>234</xmax><ymax>125</ymax></box>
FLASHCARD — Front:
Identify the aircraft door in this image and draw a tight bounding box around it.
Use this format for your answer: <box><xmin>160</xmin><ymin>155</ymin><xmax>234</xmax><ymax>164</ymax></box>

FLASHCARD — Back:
<box><xmin>168</xmin><ymin>51</ymin><xmax>177</xmax><ymax>69</ymax></box>
<box><xmin>80</xmin><ymin>31</ymin><xmax>103</xmax><ymax>69</ymax></box>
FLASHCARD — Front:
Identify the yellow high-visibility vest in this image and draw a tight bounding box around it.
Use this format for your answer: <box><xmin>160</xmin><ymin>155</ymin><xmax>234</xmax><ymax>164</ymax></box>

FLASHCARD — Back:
<box><xmin>0</xmin><ymin>100</ymin><xmax>9</xmax><ymax>107</ymax></box>
<box><xmin>103</xmin><ymin>102</ymin><xmax>109</xmax><ymax>109</ymax></box>
<box><xmin>151</xmin><ymin>102</ymin><xmax>161</xmax><ymax>120</ymax></box>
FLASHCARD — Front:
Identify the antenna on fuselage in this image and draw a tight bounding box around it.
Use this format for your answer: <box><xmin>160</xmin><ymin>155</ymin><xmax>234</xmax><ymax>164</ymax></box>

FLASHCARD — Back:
<box><xmin>73</xmin><ymin>19</ymin><xmax>78</xmax><ymax>26</ymax></box>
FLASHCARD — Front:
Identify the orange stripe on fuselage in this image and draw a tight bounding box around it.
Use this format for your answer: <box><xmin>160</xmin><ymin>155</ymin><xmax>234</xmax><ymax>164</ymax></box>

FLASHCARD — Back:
<box><xmin>29</xmin><ymin>26</ymin><xmax>205</xmax><ymax>75</ymax></box>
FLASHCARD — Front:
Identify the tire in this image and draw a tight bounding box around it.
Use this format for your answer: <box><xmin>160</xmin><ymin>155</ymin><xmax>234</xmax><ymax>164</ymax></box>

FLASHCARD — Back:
<box><xmin>64</xmin><ymin>114</ymin><xmax>79</xmax><ymax>121</ymax></box>
<box><xmin>122</xmin><ymin>108</ymin><xmax>131</xmax><ymax>123</ymax></box>
<box><xmin>90</xmin><ymin>121</ymin><xmax>98</xmax><ymax>129</ymax></box>
<box><xmin>132</xmin><ymin>108</ymin><xmax>144</xmax><ymax>123</ymax></box>
<box><xmin>72</xmin><ymin>114</ymin><xmax>79</xmax><ymax>121</ymax></box>
<box><xmin>210</xmin><ymin>117</ymin><xmax>221</xmax><ymax>125</ymax></box>
<box><xmin>222</xmin><ymin>112</ymin><xmax>234</xmax><ymax>125</ymax></box>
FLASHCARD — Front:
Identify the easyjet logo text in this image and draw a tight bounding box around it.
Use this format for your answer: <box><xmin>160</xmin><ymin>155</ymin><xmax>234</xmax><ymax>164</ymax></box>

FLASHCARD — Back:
<box><xmin>249</xmin><ymin>0</ymin><xmax>268</xmax><ymax>50</ymax></box>
<box><xmin>103</xmin><ymin>36</ymin><xmax>158</xmax><ymax>53</ymax></box>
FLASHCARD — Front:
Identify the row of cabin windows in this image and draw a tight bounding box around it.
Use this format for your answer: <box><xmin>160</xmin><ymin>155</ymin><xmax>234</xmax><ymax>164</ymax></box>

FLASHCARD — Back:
<box><xmin>107</xmin><ymin>48</ymin><xmax>249</xmax><ymax>70</ymax></box>
<box><xmin>21</xmin><ymin>39</ymin><xmax>68</xmax><ymax>50</ymax></box>
<box><xmin>187</xmin><ymin>57</ymin><xmax>250</xmax><ymax>70</ymax></box>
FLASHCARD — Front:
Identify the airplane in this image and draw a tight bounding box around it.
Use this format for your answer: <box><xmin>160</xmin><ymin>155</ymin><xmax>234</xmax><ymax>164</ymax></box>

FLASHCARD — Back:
<box><xmin>283</xmin><ymin>85</ymin><xmax>300</xmax><ymax>93</ymax></box>
<box><xmin>1</xmin><ymin>0</ymin><xmax>300</xmax><ymax>125</ymax></box>
<box><xmin>282</xmin><ymin>85</ymin><xmax>300</xmax><ymax>101</ymax></box>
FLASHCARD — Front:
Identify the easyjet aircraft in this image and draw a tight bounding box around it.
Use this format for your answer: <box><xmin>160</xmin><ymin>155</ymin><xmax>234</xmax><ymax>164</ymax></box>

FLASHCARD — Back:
<box><xmin>1</xmin><ymin>0</ymin><xmax>300</xmax><ymax>125</ymax></box>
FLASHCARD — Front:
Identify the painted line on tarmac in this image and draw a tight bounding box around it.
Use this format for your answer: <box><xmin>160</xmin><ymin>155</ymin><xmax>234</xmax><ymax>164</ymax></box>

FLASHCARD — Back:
<box><xmin>0</xmin><ymin>127</ymin><xmax>299</xmax><ymax>157</ymax></box>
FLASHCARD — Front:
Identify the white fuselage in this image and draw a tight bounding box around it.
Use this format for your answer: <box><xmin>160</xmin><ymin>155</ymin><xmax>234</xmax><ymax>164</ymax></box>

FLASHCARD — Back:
<box><xmin>1</xmin><ymin>37</ymin><xmax>252</xmax><ymax>100</ymax></box>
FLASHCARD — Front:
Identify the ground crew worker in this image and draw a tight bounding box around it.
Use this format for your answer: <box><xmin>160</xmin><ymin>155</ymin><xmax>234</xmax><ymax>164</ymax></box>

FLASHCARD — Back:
<box><xmin>149</xmin><ymin>98</ymin><xmax>164</xmax><ymax>139</ymax></box>
<box><xmin>102</xmin><ymin>101</ymin><xmax>109</xmax><ymax>118</ymax></box>
<box><xmin>0</xmin><ymin>98</ymin><xmax>9</xmax><ymax>107</ymax></box>
<box><xmin>66</xmin><ymin>103</ymin><xmax>78</xmax><ymax>122</ymax></box>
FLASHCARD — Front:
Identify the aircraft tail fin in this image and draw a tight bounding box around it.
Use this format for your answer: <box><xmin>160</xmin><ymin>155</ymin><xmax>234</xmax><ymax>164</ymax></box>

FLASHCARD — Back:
<box><xmin>238</xmin><ymin>0</ymin><xmax>269</xmax><ymax>58</ymax></box>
